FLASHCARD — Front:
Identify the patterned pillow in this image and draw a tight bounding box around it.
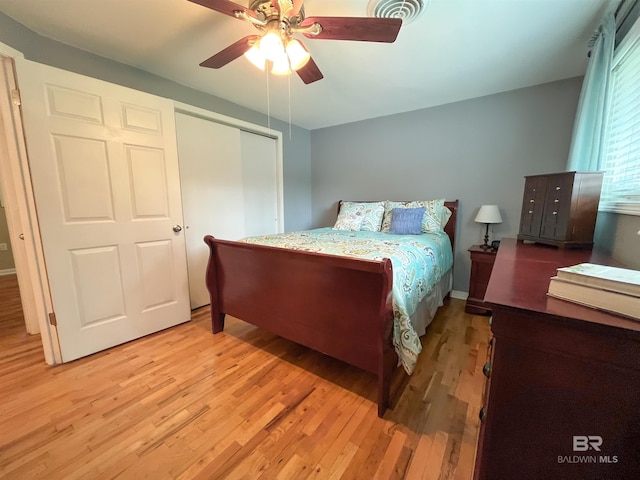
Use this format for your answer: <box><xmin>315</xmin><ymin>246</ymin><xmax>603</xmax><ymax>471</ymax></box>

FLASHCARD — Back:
<box><xmin>333</xmin><ymin>205</ymin><xmax>364</xmax><ymax>231</ymax></box>
<box><xmin>407</xmin><ymin>199</ymin><xmax>446</xmax><ymax>233</ymax></box>
<box><xmin>381</xmin><ymin>201</ymin><xmax>409</xmax><ymax>232</ymax></box>
<box><xmin>334</xmin><ymin>201</ymin><xmax>385</xmax><ymax>231</ymax></box>
<box><xmin>389</xmin><ymin>207</ymin><xmax>425</xmax><ymax>235</ymax></box>
<box><xmin>441</xmin><ymin>206</ymin><xmax>452</xmax><ymax>228</ymax></box>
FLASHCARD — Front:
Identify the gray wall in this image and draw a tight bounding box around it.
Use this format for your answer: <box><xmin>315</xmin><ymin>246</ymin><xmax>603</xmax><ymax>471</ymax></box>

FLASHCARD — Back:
<box><xmin>310</xmin><ymin>78</ymin><xmax>584</xmax><ymax>292</ymax></box>
<box><xmin>0</xmin><ymin>12</ymin><xmax>312</xmax><ymax>232</ymax></box>
<box><xmin>595</xmin><ymin>213</ymin><xmax>640</xmax><ymax>269</ymax></box>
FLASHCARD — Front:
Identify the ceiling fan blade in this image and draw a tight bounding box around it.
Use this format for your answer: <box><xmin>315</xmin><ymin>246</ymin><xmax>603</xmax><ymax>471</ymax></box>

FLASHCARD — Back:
<box><xmin>300</xmin><ymin>17</ymin><xmax>402</xmax><ymax>43</ymax></box>
<box><xmin>296</xmin><ymin>57</ymin><xmax>323</xmax><ymax>84</ymax></box>
<box><xmin>200</xmin><ymin>35</ymin><xmax>259</xmax><ymax>68</ymax></box>
<box><xmin>188</xmin><ymin>0</ymin><xmax>257</xmax><ymax>19</ymax></box>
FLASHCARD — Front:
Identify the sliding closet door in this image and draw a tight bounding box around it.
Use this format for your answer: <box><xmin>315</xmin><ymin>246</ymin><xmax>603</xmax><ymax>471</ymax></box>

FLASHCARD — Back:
<box><xmin>176</xmin><ymin>112</ymin><xmax>279</xmax><ymax>309</ymax></box>
<box><xmin>241</xmin><ymin>130</ymin><xmax>279</xmax><ymax>237</ymax></box>
<box><xmin>176</xmin><ymin>113</ymin><xmax>243</xmax><ymax>309</ymax></box>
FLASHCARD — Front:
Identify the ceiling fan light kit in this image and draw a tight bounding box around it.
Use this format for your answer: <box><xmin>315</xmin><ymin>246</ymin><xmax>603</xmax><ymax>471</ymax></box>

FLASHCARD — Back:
<box><xmin>189</xmin><ymin>0</ymin><xmax>403</xmax><ymax>84</ymax></box>
<box><xmin>243</xmin><ymin>30</ymin><xmax>311</xmax><ymax>75</ymax></box>
<box><xmin>284</xmin><ymin>39</ymin><xmax>311</xmax><ymax>70</ymax></box>
<box><xmin>259</xmin><ymin>31</ymin><xmax>285</xmax><ymax>61</ymax></box>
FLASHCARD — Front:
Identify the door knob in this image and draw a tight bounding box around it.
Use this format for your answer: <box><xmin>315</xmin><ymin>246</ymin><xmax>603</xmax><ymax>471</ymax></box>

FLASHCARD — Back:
<box><xmin>172</xmin><ymin>225</ymin><xmax>183</xmax><ymax>233</ymax></box>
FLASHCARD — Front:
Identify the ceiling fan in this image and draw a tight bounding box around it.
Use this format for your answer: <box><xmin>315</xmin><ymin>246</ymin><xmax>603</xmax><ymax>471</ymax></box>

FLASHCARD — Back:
<box><xmin>188</xmin><ymin>0</ymin><xmax>403</xmax><ymax>84</ymax></box>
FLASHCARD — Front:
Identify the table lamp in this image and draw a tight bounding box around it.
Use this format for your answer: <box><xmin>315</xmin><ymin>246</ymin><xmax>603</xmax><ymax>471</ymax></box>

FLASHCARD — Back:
<box><xmin>475</xmin><ymin>205</ymin><xmax>502</xmax><ymax>249</ymax></box>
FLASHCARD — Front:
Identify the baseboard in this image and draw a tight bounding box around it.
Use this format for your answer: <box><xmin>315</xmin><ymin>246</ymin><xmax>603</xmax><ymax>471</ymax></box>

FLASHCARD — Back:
<box><xmin>450</xmin><ymin>290</ymin><xmax>468</xmax><ymax>300</ymax></box>
<box><xmin>0</xmin><ymin>268</ymin><xmax>16</xmax><ymax>276</ymax></box>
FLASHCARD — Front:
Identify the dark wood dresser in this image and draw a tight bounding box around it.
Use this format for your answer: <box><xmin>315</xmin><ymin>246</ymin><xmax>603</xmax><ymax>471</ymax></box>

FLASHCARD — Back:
<box><xmin>473</xmin><ymin>238</ymin><xmax>640</xmax><ymax>480</ymax></box>
<box><xmin>517</xmin><ymin>171</ymin><xmax>603</xmax><ymax>248</ymax></box>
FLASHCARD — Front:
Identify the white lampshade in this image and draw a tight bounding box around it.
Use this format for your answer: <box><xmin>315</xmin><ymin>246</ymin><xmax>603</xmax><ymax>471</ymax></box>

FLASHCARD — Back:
<box><xmin>474</xmin><ymin>205</ymin><xmax>502</xmax><ymax>224</ymax></box>
<box><xmin>285</xmin><ymin>39</ymin><xmax>310</xmax><ymax>71</ymax></box>
<box><xmin>244</xmin><ymin>44</ymin><xmax>266</xmax><ymax>70</ymax></box>
<box><xmin>271</xmin><ymin>51</ymin><xmax>291</xmax><ymax>75</ymax></box>
<box><xmin>259</xmin><ymin>31</ymin><xmax>284</xmax><ymax>61</ymax></box>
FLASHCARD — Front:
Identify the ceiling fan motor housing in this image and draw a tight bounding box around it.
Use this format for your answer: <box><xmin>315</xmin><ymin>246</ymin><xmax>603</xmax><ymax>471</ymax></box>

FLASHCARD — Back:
<box><xmin>249</xmin><ymin>0</ymin><xmax>305</xmax><ymax>25</ymax></box>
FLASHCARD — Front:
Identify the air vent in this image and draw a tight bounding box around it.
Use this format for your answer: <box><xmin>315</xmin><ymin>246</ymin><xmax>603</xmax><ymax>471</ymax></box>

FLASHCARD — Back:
<box><xmin>367</xmin><ymin>0</ymin><xmax>429</xmax><ymax>25</ymax></box>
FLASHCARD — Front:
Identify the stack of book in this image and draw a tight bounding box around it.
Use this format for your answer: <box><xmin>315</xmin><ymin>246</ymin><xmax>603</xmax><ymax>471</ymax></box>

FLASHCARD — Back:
<box><xmin>547</xmin><ymin>263</ymin><xmax>640</xmax><ymax>320</ymax></box>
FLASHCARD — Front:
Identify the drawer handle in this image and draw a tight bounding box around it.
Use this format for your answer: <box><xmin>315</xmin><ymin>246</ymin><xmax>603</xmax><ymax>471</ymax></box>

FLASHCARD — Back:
<box><xmin>554</xmin><ymin>199</ymin><xmax>559</xmax><ymax>203</ymax></box>
<box><xmin>479</xmin><ymin>407</ymin><xmax>486</xmax><ymax>422</ymax></box>
<box><xmin>555</xmin><ymin>186</ymin><xmax>561</xmax><ymax>190</ymax></box>
<box><xmin>530</xmin><ymin>199</ymin><xmax>534</xmax><ymax>203</ymax></box>
<box><xmin>482</xmin><ymin>362</ymin><xmax>492</xmax><ymax>378</ymax></box>
<box><xmin>552</xmin><ymin>211</ymin><xmax>558</xmax><ymax>215</ymax></box>
<box><xmin>528</xmin><ymin>210</ymin><xmax>533</xmax><ymax>214</ymax></box>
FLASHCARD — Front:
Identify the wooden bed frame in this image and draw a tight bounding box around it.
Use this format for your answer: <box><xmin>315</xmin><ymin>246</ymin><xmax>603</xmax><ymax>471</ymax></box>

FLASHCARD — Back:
<box><xmin>204</xmin><ymin>200</ymin><xmax>458</xmax><ymax>417</ymax></box>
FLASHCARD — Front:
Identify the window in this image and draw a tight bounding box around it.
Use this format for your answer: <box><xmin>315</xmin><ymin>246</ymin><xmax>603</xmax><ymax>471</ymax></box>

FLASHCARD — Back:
<box><xmin>600</xmin><ymin>16</ymin><xmax>640</xmax><ymax>214</ymax></box>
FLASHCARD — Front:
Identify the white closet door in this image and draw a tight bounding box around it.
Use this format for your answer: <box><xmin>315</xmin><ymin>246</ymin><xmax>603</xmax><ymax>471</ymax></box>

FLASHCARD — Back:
<box><xmin>176</xmin><ymin>113</ymin><xmax>280</xmax><ymax>309</ymax></box>
<box><xmin>175</xmin><ymin>113</ymin><xmax>245</xmax><ymax>240</ymax></box>
<box><xmin>19</xmin><ymin>61</ymin><xmax>190</xmax><ymax>362</ymax></box>
<box><xmin>240</xmin><ymin>132</ymin><xmax>278</xmax><ymax>237</ymax></box>
<box><xmin>176</xmin><ymin>112</ymin><xmax>245</xmax><ymax>309</ymax></box>
<box><xmin>241</xmin><ymin>131</ymin><xmax>279</xmax><ymax>237</ymax></box>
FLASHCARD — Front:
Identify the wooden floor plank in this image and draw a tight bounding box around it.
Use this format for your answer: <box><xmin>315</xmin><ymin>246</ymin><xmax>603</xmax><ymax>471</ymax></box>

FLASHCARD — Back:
<box><xmin>0</xmin><ymin>274</ymin><xmax>491</xmax><ymax>479</ymax></box>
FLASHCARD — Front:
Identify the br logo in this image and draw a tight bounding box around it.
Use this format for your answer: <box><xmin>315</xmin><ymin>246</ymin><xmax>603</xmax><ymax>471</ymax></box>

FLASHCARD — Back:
<box><xmin>573</xmin><ymin>436</ymin><xmax>603</xmax><ymax>452</ymax></box>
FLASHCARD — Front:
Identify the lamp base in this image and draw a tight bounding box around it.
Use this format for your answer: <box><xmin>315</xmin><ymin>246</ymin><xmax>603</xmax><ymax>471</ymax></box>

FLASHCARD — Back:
<box><xmin>482</xmin><ymin>223</ymin><xmax>490</xmax><ymax>248</ymax></box>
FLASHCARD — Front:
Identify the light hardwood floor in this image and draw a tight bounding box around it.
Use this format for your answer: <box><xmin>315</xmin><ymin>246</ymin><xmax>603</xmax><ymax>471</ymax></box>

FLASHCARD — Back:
<box><xmin>0</xmin><ymin>274</ymin><xmax>490</xmax><ymax>479</ymax></box>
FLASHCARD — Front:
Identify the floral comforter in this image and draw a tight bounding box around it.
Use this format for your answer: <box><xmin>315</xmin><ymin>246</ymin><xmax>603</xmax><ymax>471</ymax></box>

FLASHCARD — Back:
<box><xmin>241</xmin><ymin>228</ymin><xmax>454</xmax><ymax>374</ymax></box>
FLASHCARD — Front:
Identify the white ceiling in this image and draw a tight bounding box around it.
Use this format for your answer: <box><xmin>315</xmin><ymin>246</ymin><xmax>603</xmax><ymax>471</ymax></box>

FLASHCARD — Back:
<box><xmin>0</xmin><ymin>0</ymin><xmax>612</xmax><ymax>130</ymax></box>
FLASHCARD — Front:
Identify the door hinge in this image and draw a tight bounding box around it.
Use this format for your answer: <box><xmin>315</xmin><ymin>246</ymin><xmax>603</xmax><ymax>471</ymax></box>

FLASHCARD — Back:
<box><xmin>48</xmin><ymin>312</ymin><xmax>57</xmax><ymax>326</ymax></box>
<box><xmin>11</xmin><ymin>88</ymin><xmax>21</xmax><ymax>106</ymax></box>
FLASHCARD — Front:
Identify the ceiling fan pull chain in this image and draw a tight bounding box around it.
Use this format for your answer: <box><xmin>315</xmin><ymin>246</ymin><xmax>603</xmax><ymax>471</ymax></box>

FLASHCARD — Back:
<box><xmin>288</xmin><ymin>73</ymin><xmax>292</xmax><ymax>140</ymax></box>
<box><xmin>266</xmin><ymin>66</ymin><xmax>271</xmax><ymax>130</ymax></box>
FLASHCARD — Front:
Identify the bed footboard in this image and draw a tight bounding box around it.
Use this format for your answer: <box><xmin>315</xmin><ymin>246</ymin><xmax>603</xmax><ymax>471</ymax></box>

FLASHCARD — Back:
<box><xmin>204</xmin><ymin>235</ymin><xmax>396</xmax><ymax>417</ymax></box>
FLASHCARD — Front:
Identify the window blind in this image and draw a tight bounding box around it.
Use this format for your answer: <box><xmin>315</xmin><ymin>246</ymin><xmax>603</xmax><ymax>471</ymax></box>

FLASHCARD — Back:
<box><xmin>600</xmin><ymin>20</ymin><xmax>640</xmax><ymax>214</ymax></box>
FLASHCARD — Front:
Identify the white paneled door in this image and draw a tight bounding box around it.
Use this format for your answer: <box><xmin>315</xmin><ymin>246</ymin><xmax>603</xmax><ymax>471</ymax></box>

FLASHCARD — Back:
<box><xmin>19</xmin><ymin>62</ymin><xmax>190</xmax><ymax>362</ymax></box>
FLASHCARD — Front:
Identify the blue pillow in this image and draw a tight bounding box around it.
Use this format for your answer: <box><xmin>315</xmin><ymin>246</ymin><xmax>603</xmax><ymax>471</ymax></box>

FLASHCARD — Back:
<box><xmin>389</xmin><ymin>207</ymin><xmax>426</xmax><ymax>235</ymax></box>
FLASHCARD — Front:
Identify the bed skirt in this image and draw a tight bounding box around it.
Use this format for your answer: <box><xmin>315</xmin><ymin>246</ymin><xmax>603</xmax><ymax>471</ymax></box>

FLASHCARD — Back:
<box><xmin>411</xmin><ymin>268</ymin><xmax>452</xmax><ymax>337</ymax></box>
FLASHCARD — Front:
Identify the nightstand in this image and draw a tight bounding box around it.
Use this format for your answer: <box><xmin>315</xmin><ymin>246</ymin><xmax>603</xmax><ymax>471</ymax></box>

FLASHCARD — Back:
<box><xmin>465</xmin><ymin>245</ymin><xmax>497</xmax><ymax>315</ymax></box>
